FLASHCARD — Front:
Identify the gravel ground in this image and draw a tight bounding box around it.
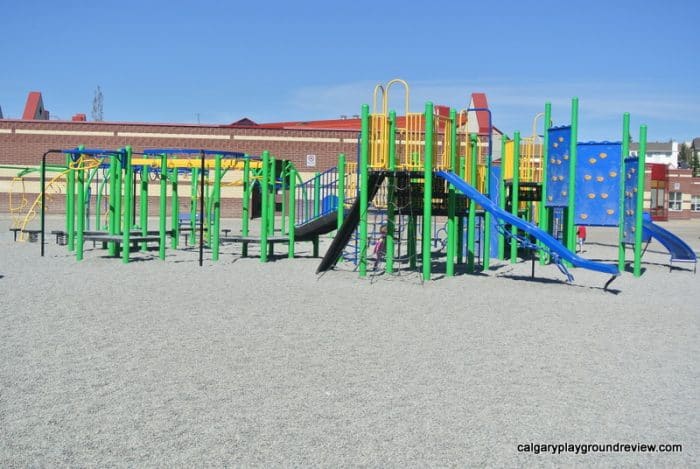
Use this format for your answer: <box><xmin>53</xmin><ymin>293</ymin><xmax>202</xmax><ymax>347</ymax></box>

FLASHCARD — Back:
<box><xmin>1</xmin><ymin>214</ymin><xmax>698</xmax><ymax>466</ymax></box>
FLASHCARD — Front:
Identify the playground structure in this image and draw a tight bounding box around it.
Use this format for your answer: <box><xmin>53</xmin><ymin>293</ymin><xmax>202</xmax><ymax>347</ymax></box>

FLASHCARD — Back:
<box><xmin>12</xmin><ymin>146</ymin><xmax>348</xmax><ymax>264</ymax></box>
<box><xmin>8</xmin><ymin>79</ymin><xmax>696</xmax><ymax>281</ymax></box>
<box><xmin>316</xmin><ymin>80</ymin><xmax>696</xmax><ymax>282</ymax></box>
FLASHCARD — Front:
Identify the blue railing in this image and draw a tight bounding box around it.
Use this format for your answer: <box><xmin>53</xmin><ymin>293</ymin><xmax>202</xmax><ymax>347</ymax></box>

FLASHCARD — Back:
<box><xmin>296</xmin><ymin>167</ymin><xmax>339</xmax><ymax>226</ymax></box>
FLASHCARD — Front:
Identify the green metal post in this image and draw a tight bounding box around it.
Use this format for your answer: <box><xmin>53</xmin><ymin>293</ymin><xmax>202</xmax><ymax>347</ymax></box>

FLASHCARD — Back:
<box><xmin>634</xmin><ymin>125</ymin><xmax>647</xmax><ymax>277</ymax></box>
<box><xmin>313</xmin><ymin>171</ymin><xmax>321</xmax><ymax>218</ymax></box>
<box><xmin>467</xmin><ymin>134</ymin><xmax>478</xmax><ymax>272</ymax></box>
<box><xmin>457</xmin><ymin>155</ymin><xmax>466</xmax><ymax>264</ymax></box>
<box><xmin>619</xmin><ymin>113</ymin><xmax>630</xmax><ymax>271</ymax></box>
<box><xmin>446</xmin><ymin>108</ymin><xmax>457</xmax><ymax>276</ymax></box>
<box><xmin>483</xmin><ymin>126</ymin><xmax>493</xmax><ymax>270</ymax></box>
<box><xmin>288</xmin><ymin>167</ymin><xmax>297</xmax><ymax>258</ymax></box>
<box><xmin>107</xmin><ymin>151</ymin><xmax>117</xmax><ymax>255</ymax></box>
<box><xmin>241</xmin><ymin>158</ymin><xmax>250</xmax><ymax>256</ymax></box>
<box><xmin>190</xmin><ymin>167</ymin><xmax>198</xmax><ymax>246</ymax></box>
<box><xmin>510</xmin><ymin>132</ymin><xmax>521</xmax><ymax>263</ymax></box>
<box><xmin>66</xmin><ymin>152</ymin><xmax>75</xmax><ymax>251</ymax></box>
<box><xmin>211</xmin><ymin>153</ymin><xmax>222</xmax><ymax>261</ymax></box>
<box><xmin>122</xmin><ymin>146</ymin><xmax>133</xmax><ymax>264</ymax></box>
<box><xmin>260</xmin><ymin>150</ymin><xmax>270</xmax><ymax>262</ymax></box>
<box><xmin>268</xmin><ymin>157</ymin><xmax>276</xmax><ymax>237</ymax></box>
<box><xmin>422</xmin><ymin>102</ymin><xmax>434</xmax><ymax>281</ymax></box>
<box><xmin>539</xmin><ymin>103</ymin><xmax>551</xmax><ymax>264</ymax></box>
<box><xmin>114</xmin><ymin>150</ymin><xmax>122</xmax><ymax>248</ymax></box>
<box><xmin>140</xmin><ymin>165</ymin><xmax>148</xmax><ymax>251</ymax></box>
<box><xmin>171</xmin><ymin>167</ymin><xmax>179</xmax><ymax>249</ymax></box>
<box><xmin>280</xmin><ymin>163</ymin><xmax>287</xmax><ymax>235</ymax></box>
<box><xmin>359</xmin><ymin>104</ymin><xmax>370</xmax><ymax>277</ymax></box>
<box><xmin>337</xmin><ymin>153</ymin><xmax>346</xmax><ymax>230</ymax></box>
<box><xmin>75</xmin><ymin>149</ymin><xmax>85</xmax><ymax>260</ymax></box>
<box><xmin>566</xmin><ymin>97</ymin><xmax>579</xmax><ymax>257</ymax></box>
<box><xmin>386</xmin><ymin>111</ymin><xmax>397</xmax><ymax>274</ymax></box>
<box><xmin>498</xmin><ymin>135</ymin><xmax>508</xmax><ymax>260</ymax></box>
<box><xmin>159</xmin><ymin>153</ymin><xmax>167</xmax><ymax>260</ymax></box>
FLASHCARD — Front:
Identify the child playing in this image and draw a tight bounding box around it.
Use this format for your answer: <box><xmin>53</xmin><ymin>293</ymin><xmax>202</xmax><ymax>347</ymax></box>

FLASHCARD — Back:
<box><xmin>576</xmin><ymin>225</ymin><xmax>587</xmax><ymax>253</ymax></box>
<box><xmin>373</xmin><ymin>225</ymin><xmax>388</xmax><ymax>270</ymax></box>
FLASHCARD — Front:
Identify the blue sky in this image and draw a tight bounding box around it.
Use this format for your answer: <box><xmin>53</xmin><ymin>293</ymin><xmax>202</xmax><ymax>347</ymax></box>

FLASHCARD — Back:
<box><xmin>1</xmin><ymin>0</ymin><xmax>698</xmax><ymax>142</ymax></box>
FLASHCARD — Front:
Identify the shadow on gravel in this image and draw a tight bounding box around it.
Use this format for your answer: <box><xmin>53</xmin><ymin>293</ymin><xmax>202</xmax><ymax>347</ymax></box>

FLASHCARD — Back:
<box><xmin>497</xmin><ymin>273</ymin><xmax>621</xmax><ymax>295</ymax></box>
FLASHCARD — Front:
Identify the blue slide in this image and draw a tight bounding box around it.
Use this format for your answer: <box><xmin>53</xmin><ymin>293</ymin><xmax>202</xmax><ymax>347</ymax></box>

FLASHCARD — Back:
<box><xmin>642</xmin><ymin>218</ymin><xmax>697</xmax><ymax>271</ymax></box>
<box><xmin>437</xmin><ymin>171</ymin><xmax>620</xmax><ymax>279</ymax></box>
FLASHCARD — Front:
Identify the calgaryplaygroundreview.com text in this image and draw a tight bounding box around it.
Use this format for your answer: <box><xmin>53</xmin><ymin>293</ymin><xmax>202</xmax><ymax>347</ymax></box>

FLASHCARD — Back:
<box><xmin>517</xmin><ymin>442</ymin><xmax>683</xmax><ymax>455</ymax></box>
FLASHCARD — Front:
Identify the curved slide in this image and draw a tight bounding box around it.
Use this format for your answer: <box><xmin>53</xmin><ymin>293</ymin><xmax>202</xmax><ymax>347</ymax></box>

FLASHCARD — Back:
<box><xmin>642</xmin><ymin>219</ymin><xmax>697</xmax><ymax>268</ymax></box>
<box><xmin>437</xmin><ymin>171</ymin><xmax>619</xmax><ymax>278</ymax></box>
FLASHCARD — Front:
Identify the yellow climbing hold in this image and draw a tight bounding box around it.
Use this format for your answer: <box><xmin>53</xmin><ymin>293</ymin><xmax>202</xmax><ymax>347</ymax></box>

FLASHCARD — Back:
<box><xmin>553</xmin><ymin>142</ymin><xmax>559</xmax><ymax>148</ymax></box>
<box><xmin>559</xmin><ymin>175</ymin><xmax>565</xmax><ymax>181</ymax></box>
<box><xmin>606</xmin><ymin>209</ymin><xmax>614</xmax><ymax>215</ymax></box>
<box><xmin>589</xmin><ymin>157</ymin><xmax>597</xmax><ymax>164</ymax></box>
<box><xmin>609</xmin><ymin>171</ymin><xmax>617</xmax><ymax>178</ymax></box>
<box><xmin>599</xmin><ymin>152</ymin><xmax>608</xmax><ymax>159</ymax></box>
<box><xmin>601</xmin><ymin>193</ymin><xmax>608</xmax><ymax>199</ymax></box>
<box><xmin>561</xmin><ymin>191</ymin><xmax>567</xmax><ymax>196</ymax></box>
<box><xmin>558</xmin><ymin>137</ymin><xmax>564</xmax><ymax>142</ymax></box>
<box><xmin>548</xmin><ymin>195</ymin><xmax>553</xmax><ymax>202</ymax></box>
<box><xmin>580</xmin><ymin>213</ymin><xmax>588</xmax><ymax>219</ymax></box>
<box><xmin>563</xmin><ymin>154</ymin><xmax>569</xmax><ymax>160</ymax></box>
<box><xmin>588</xmin><ymin>193</ymin><xmax>596</xmax><ymax>199</ymax></box>
<box><xmin>596</xmin><ymin>176</ymin><xmax>604</xmax><ymax>182</ymax></box>
<box><xmin>551</xmin><ymin>158</ymin><xmax>556</xmax><ymax>164</ymax></box>
<box><xmin>552</xmin><ymin>176</ymin><xmax>558</xmax><ymax>182</ymax></box>
<box><xmin>584</xmin><ymin>174</ymin><xmax>592</xmax><ymax>181</ymax></box>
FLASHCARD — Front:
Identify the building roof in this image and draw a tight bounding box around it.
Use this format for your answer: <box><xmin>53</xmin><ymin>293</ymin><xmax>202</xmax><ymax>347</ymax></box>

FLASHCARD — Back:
<box><xmin>692</xmin><ymin>137</ymin><xmax>700</xmax><ymax>150</ymax></box>
<box><xmin>22</xmin><ymin>91</ymin><xmax>49</xmax><ymax>120</ymax></box>
<box><xmin>241</xmin><ymin>93</ymin><xmax>497</xmax><ymax>135</ymax></box>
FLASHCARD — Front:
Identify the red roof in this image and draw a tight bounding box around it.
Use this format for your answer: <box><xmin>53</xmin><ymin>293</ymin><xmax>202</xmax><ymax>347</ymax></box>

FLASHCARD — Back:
<box><xmin>22</xmin><ymin>91</ymin><xmax>49</xmax><ymax>120</ymax></box>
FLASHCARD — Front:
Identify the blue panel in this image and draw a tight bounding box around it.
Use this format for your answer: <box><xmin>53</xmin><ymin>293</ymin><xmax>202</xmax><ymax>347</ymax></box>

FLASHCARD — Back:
<box><xmin>574</xmin><ymin>142</ymin><xmax>621</xmax><ymax>226</ymax></box>
<box><xmin>623</xmin><ymin>157</ymin><xmax>639</xmax><ymax>244</ymax></box>
<box><xmin>545</xmin><ymin>126</ymin><xmax>571</xmax><ymax>207</ymax></box>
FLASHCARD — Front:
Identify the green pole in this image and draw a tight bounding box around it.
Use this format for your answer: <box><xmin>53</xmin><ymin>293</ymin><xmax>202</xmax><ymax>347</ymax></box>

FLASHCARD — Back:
<box><xmin>140</xmin><ymin>165</ymin><xmax>148</xmax><ymax>251</ymax></box>
<box><xmin>190</xmin><ymin>167</ymin><xmax>198</xmax><ymax>246</ymax></box>
<box><xmin>619</xmin><ymin>113</ymin><xmax>630</xmax><ymax>271</ymax></box>
<box><xmin>422</xmin><ymin>102</ymin><xmax>434</xmax><ymax>281</ymax></box>
<box><xmin>260</xmin><ymin>150</ymin><xmax>270</xmax><ymax>262</ymax></box>
<box><xmin>457</xmin><ymin>155</ymin><xmax>466</xmax><ymax>265</ymax></box>
<box><xmin>280</xmin><ymin>163</ymin><xmax>287</xmax><ymax>235</ymax></box>
<box><xmin>114</xmin><ymin>150</ymin><xmax>122</xmax><ymax>247</ymax></box>
<box><xmin>241</xmin><ymin>158</ymin><xmax>250</xmax><ymax>256</ymax></box>
<box><xmin>634</xmin><ymin>125</ymin><xmax>647</xmax><ymax>277</ymax></box>
<box><xmin>288</xmin><ymin>167</ymin><xmax>297</xmax><ymax>258</ymax></box>
<box><xmin>159</xmin><ymin>153</ymin><xmax>167</xmax><ymax>260</ymax></box>
<box><xmin>107</xmin><ymin>151</ymin><xmax>117</xmax><ymax>255</ymax></box>
<box><xmin>75</xmin><ymin>148</ymin><xmax>85</xmax><ymax>261</ymax></box>
<box><xmin>510</xmin><ymin>132</ymin><xmax>521</xmax><ymax>263</ymax></box>
<box><xmin>467</xmin><ymin>133</ymin><xmax>478</xmax><ymax>272</ymax></box>
<box><xmin>122</xmin><ymin>146</ymin><xmax>133</xmax><ymax>264</ymax></box>
<box><xmin>66</xmin><ymin>152</ymin><xmax>75</xmax><ymax>251</ymax></box>
<box><xmin>268</xmin><ymin>157</ymin><xmax>275</xmax><ymax>258</ymax></box>
<box><xmin>539</xmin><ymin>103</ymin><xmax>551</xmax><ymax>265</ymax></box>
<box><xmin>171</xmin><ymin>167</ymin><xmax>179</xmax><ymax>249</ymax></box>
<box><xmin>386</xmin><ymin>111</ymin><xmax>397</xmax><ymax>274</ymax></box>
<box><xmin>337</xmin><ymin>153</ymin><xmax>346</xmax><ymax>230</ymax></box>
<box><xmin>359</xmin><ymin>104</ymin><xmax>370</xmax><ymax>277</ymax></box>
<box><xmin>566</xmin><ymin>97</ymin><xmax>579</xmax><ymax>257</ymax></box>
<box><xmin>483</xmin><ymin>127</ymin><xmax>493</xmax><ymax>271</ymax></box>
<box><xmin>498</xmin><ymin>135</ymin><xmax>508</xmax><ymax>260</ymax></box>
<box><xmin>212</xmin><ymin>154</ymin><xmax>222</xmax><ymax>261</ymax></box>
<box><xmin>313</xmin><ymin>171</ymin><xmax>321</xmax><ymax>218</ymax></box>
<box><xmin>96</xmin><ymin>171</ymin><xmax>104</xmax><ymax>231</ymax></box>
<box><xmin>446</xmin><ymin>108</ymin><xmax>457</xmax><ymax>277</ymax></box>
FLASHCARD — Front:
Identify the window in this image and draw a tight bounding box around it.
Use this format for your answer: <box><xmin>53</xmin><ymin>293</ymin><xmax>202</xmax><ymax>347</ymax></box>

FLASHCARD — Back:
<box><xmin>692</xmin><ymin>195</ymin><xmax>700</xmax><ymax>212</ymax></box>
<box><xmin>669</xmin><ymin>191</ymin><xmax>682</xmax><ymax>211</ymax></box>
